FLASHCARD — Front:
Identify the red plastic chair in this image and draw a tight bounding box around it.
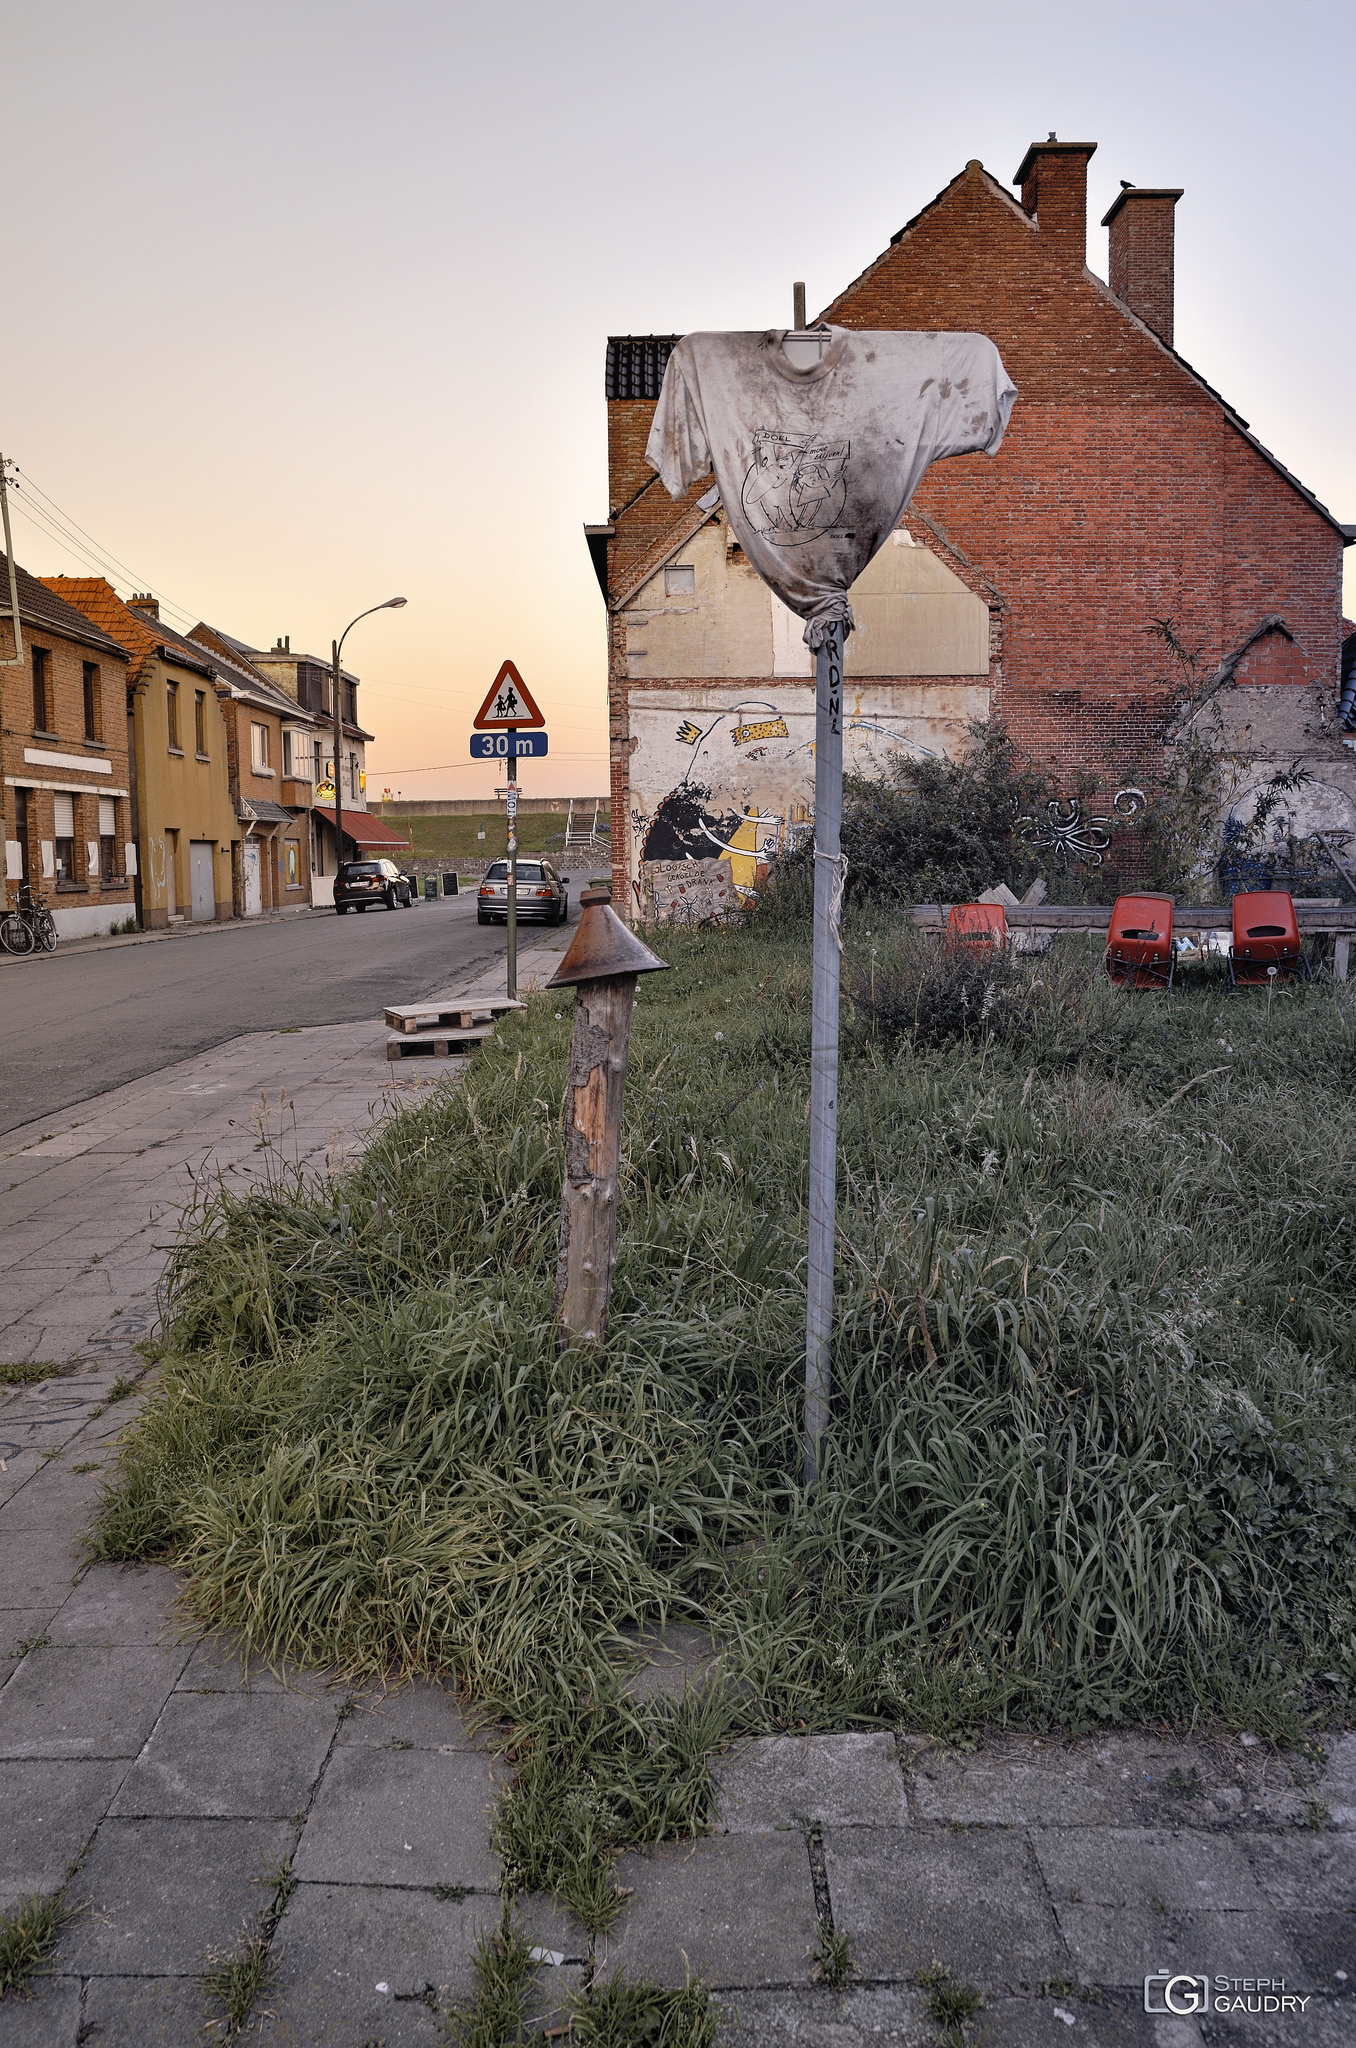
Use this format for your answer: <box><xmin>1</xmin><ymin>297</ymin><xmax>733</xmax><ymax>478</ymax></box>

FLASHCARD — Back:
<box><xmin>1105</xmin><ymin>894</ymin><xmax>1174</xmax><ymax>990</ymax></box>
<box><xmin>1228</xmin><ymin>890</ymin><xmax>1308</xmax><ymax>986</ymax></box>
<box><xmin>947</xmin><ymin>903</ymin><xmax>1008</xmax><ymax>950</ymax></box>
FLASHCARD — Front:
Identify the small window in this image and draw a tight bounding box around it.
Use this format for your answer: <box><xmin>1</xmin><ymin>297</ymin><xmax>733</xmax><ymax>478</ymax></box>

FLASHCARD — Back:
<box><xmin>665</xmin><ymin>564</ymin><xmax>695</xmax><ymax>596</ymax></box>
<box><xmin>286</xmin><ymin>841</ymin><xmax>299</xmax><ymax>886</ymax></box>
<box><xmin>53</xmin><ymin>791</ymin><xmax>75</xmax><ymax>882</ymax></box>
<box><xmin>99</xmin><ymin>795</ymin><xmax>117</xmax><ymax>882</ymax></box>
<box><xmin>251</xmin><ymin>722</ymin><xmax>270</xmax><ymax>771</ymax></box>
<box><xmin>32</xmin><ymin>646</ymin><xmax>51</xmax><ymax>731</ymax></box>
<box><xmin>83</xmin><ymin>662</ymin><xmax>101</xmax><ymax>741</ymax></box>
<box><xmin>194</xmin><ymin>691</ymin><xmax>208</xmax><ymax>756</ymax></box>
<box><xmin>167</xmin><ymin>681</ymin><xmax>181</xmax><ymax>749</ymax></box>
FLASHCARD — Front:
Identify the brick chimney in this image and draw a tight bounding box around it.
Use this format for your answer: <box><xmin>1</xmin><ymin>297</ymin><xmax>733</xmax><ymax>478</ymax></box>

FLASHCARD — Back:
<box><xmin>1013</xmin><ymin>135</ymin><xmax>1098</xmax><ymax>266</ymax></box>
<box><xmin>127</xmin><ymin>592</ymin><xmax>160</xmax><ymax>619</ymax></box>
<box><xmin>1101</xmin><ymin>184</ymin><xmax>1184</xmax><ymax>347</ymax></box>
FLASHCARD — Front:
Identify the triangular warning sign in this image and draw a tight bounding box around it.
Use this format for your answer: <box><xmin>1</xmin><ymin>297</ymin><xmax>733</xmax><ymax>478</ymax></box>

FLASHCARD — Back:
<box><xmin>473</xmin><ymin>660</ymin><xmax>545</xmax><ymax>729</ymax></box>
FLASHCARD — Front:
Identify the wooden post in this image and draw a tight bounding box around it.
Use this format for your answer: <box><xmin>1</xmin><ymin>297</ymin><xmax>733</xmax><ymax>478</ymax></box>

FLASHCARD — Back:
<box><xmin>555</xmin><ymin>972</ymin><xmax>637</xmax><ymax>1348</ymax></box>
<box><xmin>547</xmin><ymin>886</ymin><xmax>669</xmax><ymax>1352</ymax></box>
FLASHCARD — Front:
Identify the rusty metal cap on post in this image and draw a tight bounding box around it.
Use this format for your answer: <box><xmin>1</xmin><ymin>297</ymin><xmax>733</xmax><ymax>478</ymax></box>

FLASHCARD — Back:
<box><xmin>546</xmin><ymin>887</ymin><xmax>670</xmax><ymax>988</ymax></box>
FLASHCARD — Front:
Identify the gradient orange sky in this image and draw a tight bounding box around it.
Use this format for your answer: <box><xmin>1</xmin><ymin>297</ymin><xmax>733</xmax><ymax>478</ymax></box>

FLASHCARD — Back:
<box><xmin>4</xmin><ymin>0</ymin><xmax>1353</xmax><ymax>801</ymax></box>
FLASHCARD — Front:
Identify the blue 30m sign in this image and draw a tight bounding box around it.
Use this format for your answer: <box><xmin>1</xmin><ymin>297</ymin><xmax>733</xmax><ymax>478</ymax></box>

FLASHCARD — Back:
<box><xmin>469</xmin><ymin>732</ymin><xmax>549</xmax><ymax>759</ymax></box>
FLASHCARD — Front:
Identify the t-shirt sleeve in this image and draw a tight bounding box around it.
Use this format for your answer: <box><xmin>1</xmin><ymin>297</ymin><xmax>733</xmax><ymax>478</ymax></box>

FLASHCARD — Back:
<box><xmin>645</xmin><ymin>354</ymin><xmax>712</xmax><ymax>498</ymax></box>
<box><xmin>931</xmin><ymin>340</ymin><xmax>1018</xmax><ymax>462</ymax></box>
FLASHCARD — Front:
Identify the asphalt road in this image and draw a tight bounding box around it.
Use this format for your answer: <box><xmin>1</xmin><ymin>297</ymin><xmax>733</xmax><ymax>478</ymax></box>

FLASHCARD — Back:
<box><xmin>0</xmin><ymin>893</ymin><xmax>576</xmax><ymax>1135</ymax></box>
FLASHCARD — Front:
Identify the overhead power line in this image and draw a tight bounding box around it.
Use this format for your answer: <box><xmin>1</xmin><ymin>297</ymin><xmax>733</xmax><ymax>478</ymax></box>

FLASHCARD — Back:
<box><xmin>3</xmin><ymin>465</ymin><xmax>202</xmax><ymax>630</ymax></box>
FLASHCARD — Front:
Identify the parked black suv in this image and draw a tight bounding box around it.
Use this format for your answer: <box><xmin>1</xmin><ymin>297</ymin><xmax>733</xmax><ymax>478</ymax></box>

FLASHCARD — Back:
<box><xmin>334</xmin><ymin>859</ymin><xmax>412</xmax><ymax>913</ymax></box>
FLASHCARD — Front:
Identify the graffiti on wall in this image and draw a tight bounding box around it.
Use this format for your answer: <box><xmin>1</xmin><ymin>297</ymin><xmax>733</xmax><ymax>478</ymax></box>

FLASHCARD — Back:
<box><xmin>630</xmin><ymin>684</ymin><xmax>986</xmax><ymax>896</ymax></box>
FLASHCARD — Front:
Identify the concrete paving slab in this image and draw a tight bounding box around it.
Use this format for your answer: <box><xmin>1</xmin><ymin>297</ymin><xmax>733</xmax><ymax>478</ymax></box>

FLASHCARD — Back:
<box><xmin>0</xmin><ymin>1610</ymin><xmax>55</xmax><ymax>1658</ymax></box>
<box><xmin>907</xmin><ymin>1738</ymin><xmax>1229</xmax><ymax>1830</ymax></box>
<box><xmin>716</xmin><ymin>1733</ymin><xmax>908</xmax><ymax>1835</ymax></box>
<box><xmin>172</xmin><ymin>1629</ymin><xmax>340</xmax><ymax>1696</ymax></box>
<box><xmin>0</xmin><ymin>1644</ymin><xmax>188</xmax><ymax>1758</ymax></box>
<box><xmin>1198</xmin><ymin>2000</ymin><xmax>1354</xmax><ymax>2047</ymax></box>
<box><xmin>822</xmin><ymin>1828</ymin><xmax>1068</xmax><ymax>1990</ymax></box>
<box><xmin>0</xmin><ymin>1757</ymin><xmax>128</xmax><ymax>1911</ymax></box>
<box><xmin>0</xmin><ymin>1473</ymin><xmax>111</xmax><ymax>1531</ymax></box>
<box><xmin>713</xmin><ymin>1983</ymin><xmax>933</xmax><ymax>2046</ymax></box>
<box><xmin>1033</xmin><ymin>1830</ymin><xmax>1272</xmax><ymax>1914</ymax></box>
<box><xmin>77</xmin><ymin>1975</ymin><xmax>219</xmax><ymax>2046</ymax></box>
<box><xmin>1317</xmin><ymin>1735</ymin><xmax>1356</xmax><ymax>1826</ymax></box>
<box><xmin>59</xmin><ymin>1815</ymin><xmax>296</xmax><ymax>1973</ymax></box>
<box><xmin>292</xmin><ymin>1742</ymin><xmax>500</xmax><ymax>1889</ymax></box>
<box><xmin>265</xmin><ymin>1880</ymin><xmax>480</xmax><ymax>2045</ymax></box>
<box><xmin>1280</xmin><ymin>1912</ymin><xmax>1356</xmax><ymax>1988</ymax></box>
<box><xmin>44</xmin><ymin>1563</ymin><xmax>179</xmax><ymax>1646</ymax></box>
<box><xmin>110</xmin><ymin>1687</ymin><xmax>341</xmax><ymax>1818</ymax></box>
<box><xmin>1240</xmin><ymin>1833</ymin><xmax>1356</xmax><ymax>1911</ymax></box>
<box><xmin>337</xmin><ymin>1678</ymin><xmax>485</xmax><ymax>1751</ymax></box>
<box><xmin>0</xmin><ymin>1975</ymin><xmax>82</xmax><ymax>2045</ymax></box>
<box><xmin>1054</xmin><ymin>1905</ymin><xmax>1302</xmax><ymax>1990</ymax></box>
<box><xmin>618</xmin><ymin>1622</ymin><xmax>723</xmax><ymax>1702</ymax></box>
<box><xmin>0</xmin><ymin>1527</ymin><xmax>83</xmax><ymax>1608</ymax></box>
<box><xmin>959</xmin><ymin>1992</ymin><xmax>1166</xmax><ymax>2046</ymax></box>
<box><xmin>606</xmin><ymin>1833</ymin><xmax>820</xmax><ymax>1990</ymax></box>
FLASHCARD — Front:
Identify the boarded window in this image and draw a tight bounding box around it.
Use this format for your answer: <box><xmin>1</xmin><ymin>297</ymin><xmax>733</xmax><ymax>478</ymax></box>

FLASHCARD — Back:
<box><xmin>167</xmin><ymin>681</ymin><xmax>180</xmax><ymax>749</ymax></box>
<box><xmin>665</xmin><ymin>564</ymin><xmax>696</xmax><ymax>596</ymax></box>
<box><xmin>32</xmin><ymin>646</ymin><xmax>51</xmax><ymax>730</ymax></box>
<box><xmin>83</xmin><ymin>662</ymin><xmax>101</xmax><ymax>740</ymax></box>
<box><xmin>195</xmin><ymin>691</ymin><xmax>208</xmax><ymax>756</ymax></box>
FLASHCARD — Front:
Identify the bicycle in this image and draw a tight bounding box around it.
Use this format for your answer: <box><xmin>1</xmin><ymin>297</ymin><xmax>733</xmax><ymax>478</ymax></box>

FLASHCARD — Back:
<box><xmin>15</xmin><ymin>883</ymin><xmax>57</xmax><ymax>952</ymax></box>
<box><xmin>0</xmin><ymin>898</ymin><xmax>34</xmax><ymax>954</ymax></box>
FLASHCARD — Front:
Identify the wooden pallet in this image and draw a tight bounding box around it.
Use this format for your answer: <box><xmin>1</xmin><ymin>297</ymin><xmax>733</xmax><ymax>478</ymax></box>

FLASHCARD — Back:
<box><xmin>386</xmin><ymin>1024</ymin><xmax>497</xmax><ymax>1061</ymax></box>
<box><xmin>384</xmin><ymin>997</ymin><xmax>525</xmax><ymax>1035</ymax></box>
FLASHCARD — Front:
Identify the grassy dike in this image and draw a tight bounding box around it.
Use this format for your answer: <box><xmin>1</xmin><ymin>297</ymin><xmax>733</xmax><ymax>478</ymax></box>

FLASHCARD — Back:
<box><xmin>92</xmin><ymin>913</ymin><xmax>1356</xmax><ymax>1997</ymax></box>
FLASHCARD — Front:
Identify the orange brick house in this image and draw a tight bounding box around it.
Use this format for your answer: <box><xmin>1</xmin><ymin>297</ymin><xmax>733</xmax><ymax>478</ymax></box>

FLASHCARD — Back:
<box><xmin>592</xmin><ymin>137</ymin><xmax>1353</xmax><ymax>907</ymax></box>
<box><xmin>1</xmin><ymin>552</ymin><xmax>136</xmax><ymax>938</ymax></box>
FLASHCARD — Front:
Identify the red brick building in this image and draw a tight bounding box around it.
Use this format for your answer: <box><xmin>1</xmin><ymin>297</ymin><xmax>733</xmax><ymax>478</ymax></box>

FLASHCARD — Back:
<box><xmin>593</xmin><ymin>138</ymin><xmax>1352</xmax><ymax>908</ymax></box>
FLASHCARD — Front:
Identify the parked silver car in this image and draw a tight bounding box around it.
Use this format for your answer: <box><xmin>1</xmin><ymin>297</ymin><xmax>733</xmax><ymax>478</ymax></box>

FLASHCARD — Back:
<box><xmin>477</xmin><ymin>859</ymin><xmax>569</xmax><ymax>925</ymax></box>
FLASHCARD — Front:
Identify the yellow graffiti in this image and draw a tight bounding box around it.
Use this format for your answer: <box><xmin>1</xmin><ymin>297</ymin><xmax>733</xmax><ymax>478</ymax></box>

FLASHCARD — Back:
<box><xmin>675</xmin><ymin>719</ymin><xmax>703</xmax><ymax>745</ymax></box>
<box><xmin>732</xmin><ymin>717</ymin><xmax>789</xmax><ymax>747</ymax></box>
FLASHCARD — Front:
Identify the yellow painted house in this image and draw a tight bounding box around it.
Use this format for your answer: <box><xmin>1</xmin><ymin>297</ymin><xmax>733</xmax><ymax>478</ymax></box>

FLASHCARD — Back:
<box><xmin>43</xmin><ymin>580</ymin><xmax>239</xmax><ymax>927</ymax></box>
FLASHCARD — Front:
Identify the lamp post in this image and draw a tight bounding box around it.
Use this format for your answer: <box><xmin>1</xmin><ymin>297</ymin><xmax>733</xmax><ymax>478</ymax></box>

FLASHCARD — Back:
<box><xmin>331</xmin><ymin>598</ymin><xmax>406</xmax><ymax>876</ymax></box>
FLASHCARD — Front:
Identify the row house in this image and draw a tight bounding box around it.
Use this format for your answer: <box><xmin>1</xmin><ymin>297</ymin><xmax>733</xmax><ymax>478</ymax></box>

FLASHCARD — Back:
<box><xmin>593</xmin><ymin>136</ymin><xmax>1353</xmax><ymax>907</ymax></box>
<box><xmin>189</xmin><ymin>625</ymin><xmax>404</xmax><ymax>893</ymax></box>
<box><xmin>0</xmin><ymin>554</ymin><xmax>136</xmax><ymax>938</ymax></box>
<box><xmin>41</xmin><ymin>578</ymin><xmax>238</xmax><ymax>927</ymax></box>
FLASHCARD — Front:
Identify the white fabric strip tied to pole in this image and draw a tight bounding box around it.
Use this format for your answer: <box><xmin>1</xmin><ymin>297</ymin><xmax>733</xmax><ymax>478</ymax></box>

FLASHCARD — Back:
<box><xmin>646</xmin><ymin>323</ymin><xmax>1017</xmax><ymax>1485</ymax></box>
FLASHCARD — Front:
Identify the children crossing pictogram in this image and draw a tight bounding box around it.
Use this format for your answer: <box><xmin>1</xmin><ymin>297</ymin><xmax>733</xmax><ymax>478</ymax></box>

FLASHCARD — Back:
<box><xmin>473</xmin><ymin>660</ymin><xmax>546</xmax><ymax>729</ymax></box>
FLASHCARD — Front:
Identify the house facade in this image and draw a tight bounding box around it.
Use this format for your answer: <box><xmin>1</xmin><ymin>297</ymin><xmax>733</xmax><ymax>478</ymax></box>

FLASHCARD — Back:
<box><xmin>43</xmin><ymin>579</ymin><xmax>239</xmax><ymax>927</ymax></box>
<box><xmin>593</xmin><ymin>138</ymin><xmax>1352</xmax><ymax>908</ymax></box>
<box><xmin>1</xmin><ymin>553</ymin><xmax>136</xmax><ymax>937</ymax></box>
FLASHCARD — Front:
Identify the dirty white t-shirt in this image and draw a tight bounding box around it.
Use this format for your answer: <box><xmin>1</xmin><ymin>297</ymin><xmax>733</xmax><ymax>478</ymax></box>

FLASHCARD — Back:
<box><xmin>645</xmin><ymin>327</ymin><xmax>1016</xmax><ymax>646</ymax></box>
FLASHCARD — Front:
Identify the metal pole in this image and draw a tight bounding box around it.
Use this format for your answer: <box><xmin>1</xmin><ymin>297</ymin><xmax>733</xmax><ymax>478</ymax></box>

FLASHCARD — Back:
<box><xmin>506</xmin><ymin>745</ymin><xmax>518</xmax><ymax>999</ymax></box>
<box><xmin>330</xmin><ymin>638</ymin><xmax>345</xmax><ymax>878</ymax></box>
<box><xmin>805</xmin><ymin>619</ymin><xmax>844</xmax><ymax>1486</ymax></box>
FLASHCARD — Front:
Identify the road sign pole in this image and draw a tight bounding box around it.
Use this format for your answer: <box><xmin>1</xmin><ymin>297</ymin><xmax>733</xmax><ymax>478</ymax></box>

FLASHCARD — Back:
<box><xmin>805</xmin><ymin>619</ymin><xmax>844</xmax><ymax>1488</ymax></box>
<box><xmin>506</xmin><ymin>748</ymin><xmax>518</xmax><ymax>1000</ymax></box>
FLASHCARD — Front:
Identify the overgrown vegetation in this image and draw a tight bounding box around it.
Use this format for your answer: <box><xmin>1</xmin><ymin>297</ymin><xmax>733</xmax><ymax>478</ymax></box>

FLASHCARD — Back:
<box><xmin>94</xmin><ymin>915</ymin><xmax>1356</xmax><ymax>1952</ymax></box>
<box><xmin>0</xmin><ymin>1885</ymin><xmax>78</xmax><ymax>2000</ymax></box>
<box><xmin>0</xmin><ymin>1360</ymin><xmax>65</xmax><ymax>1386</ymax></box>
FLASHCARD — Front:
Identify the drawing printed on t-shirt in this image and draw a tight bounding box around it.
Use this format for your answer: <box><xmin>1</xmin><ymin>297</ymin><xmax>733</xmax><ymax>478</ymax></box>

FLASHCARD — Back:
<box><xmin>740</xmin><ymin>431</ymin><xmax>850</xmax><ymax>546</ymax></box>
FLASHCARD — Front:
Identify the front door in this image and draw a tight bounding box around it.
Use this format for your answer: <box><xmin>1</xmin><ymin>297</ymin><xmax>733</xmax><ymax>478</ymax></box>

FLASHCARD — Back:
<box><xmin>189</xmin><ymin>840</ymin><xmax>216</xmax><ymax>922</ymax></box>
<box><xmin>242</xmin><ymin>839</ymin><xmax>261</xmax><ymax>916</ymax></box>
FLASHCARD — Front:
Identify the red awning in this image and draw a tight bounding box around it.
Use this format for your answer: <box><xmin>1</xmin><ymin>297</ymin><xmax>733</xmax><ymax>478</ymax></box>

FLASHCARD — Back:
<box><xmin>312</xmin><ymin>807</ymin><xmax>410</xmax><ymax>851</ymax></box>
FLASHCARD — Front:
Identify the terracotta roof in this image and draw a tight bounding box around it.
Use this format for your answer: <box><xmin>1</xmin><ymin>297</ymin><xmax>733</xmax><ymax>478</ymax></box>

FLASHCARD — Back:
<box><xmin>0</xmin><ymin>553</ymin><xmax>131</xmax><ymax>660</ymax></box>
<box><xmin>37</xmin><ymin>577</ymin><xmax>214</xmax><ymax>685</ymax></box>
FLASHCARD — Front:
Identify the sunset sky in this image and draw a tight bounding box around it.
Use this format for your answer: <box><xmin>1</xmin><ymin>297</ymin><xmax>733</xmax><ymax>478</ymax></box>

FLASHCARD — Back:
<box><xmin>4</xmin><ymin>0</ymin><xmax>1353</xmax><ymax>801</ymax></box>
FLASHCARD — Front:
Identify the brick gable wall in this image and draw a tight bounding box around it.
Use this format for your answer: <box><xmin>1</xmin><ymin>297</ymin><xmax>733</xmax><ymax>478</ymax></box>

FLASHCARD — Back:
<box><xmin>602</xmin><ymin>150</ymin><xmax>1346</xmax><ymax>900</ymax></box>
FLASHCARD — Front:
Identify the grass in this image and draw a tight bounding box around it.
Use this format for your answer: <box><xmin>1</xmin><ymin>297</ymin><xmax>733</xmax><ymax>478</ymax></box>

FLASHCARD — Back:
<box><xmin>200</xmin><ymin>1853</ymin><xmax>295</xmax><ymax>2035</ymax></box>
<box><xmin>442</xmin><ymin>1909</ymin><xmax>540</xmax><ymax>2047</ymax></box>
<box><xmin>382</xmin><ymin>809</ymin><xmax>607</xmax><ymax>866</ymax></box>
<box><xmin>91</xmin><ymin>911</ymin><xmax>1356</xmax><ymax>1930</ymax></box>
<box><xmin>915</xmin><ymin>1962</ymin><xmax>983</xmax><ymax>2043</ymax></box>
<box><xmin>0</xmin><ymin>1360</ymin><xmax>64</xmax><ymax>1386</ymax></box>
<box><xmin>812</xmin><ymin>1923</ymin><xmax>856</xmax><ymax>1988</ymax></box>
<box><xmin>0</xmin><ymin>1885</ymin><xmax>78</xmax><ymax>1999</ymax></box>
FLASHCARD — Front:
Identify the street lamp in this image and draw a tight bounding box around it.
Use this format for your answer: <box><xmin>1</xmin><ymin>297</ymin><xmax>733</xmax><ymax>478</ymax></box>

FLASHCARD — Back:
<box><xmin>330</xmin><ymin>598</ymin><xmax>406</xmax><ymax>881</ymax></box>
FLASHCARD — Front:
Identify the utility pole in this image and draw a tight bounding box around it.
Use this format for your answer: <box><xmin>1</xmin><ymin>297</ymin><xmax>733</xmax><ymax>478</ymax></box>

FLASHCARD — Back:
<box><xmin>0</xmin><ymin>454</ymin><xmax>25</xmax><ymax>910</ymax></box>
